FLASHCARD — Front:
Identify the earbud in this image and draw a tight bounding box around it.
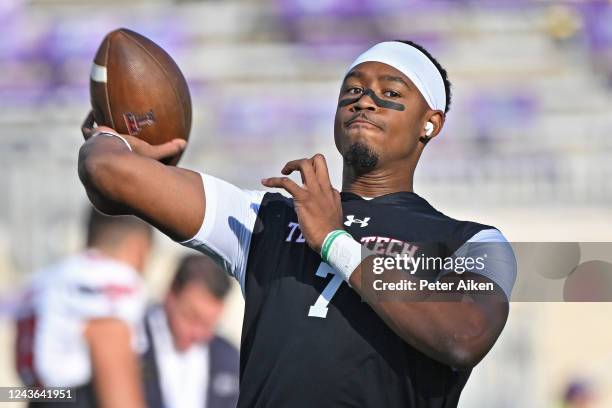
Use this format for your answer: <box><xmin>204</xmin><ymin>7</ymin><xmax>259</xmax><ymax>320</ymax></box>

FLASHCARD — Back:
<box><xmin>425</xmin><ymin>122</ymin><xmax>434</xmax><ymax>136</ymax></box>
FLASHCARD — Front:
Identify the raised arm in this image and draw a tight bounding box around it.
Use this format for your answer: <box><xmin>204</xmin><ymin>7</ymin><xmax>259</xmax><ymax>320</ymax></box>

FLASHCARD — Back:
<box><xmin>78</xmin><ymin>112</ymin><xmax>203</xmax><ymax>241</ymax></box>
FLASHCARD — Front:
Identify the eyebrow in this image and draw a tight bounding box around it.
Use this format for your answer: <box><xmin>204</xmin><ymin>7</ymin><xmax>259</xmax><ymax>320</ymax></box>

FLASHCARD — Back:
<box><xmin>344</xmin><ymin>71</ymin><xmax>412</xmax><ymax>90</ymax></box>
<box><xmin>378</xmin><ymin>75</ymin><xmax>411</xmax><ymax>89</ymax></box>
<box><xmin>343</xmin><ymin>71</ymin><xmax>362</xmax><ymax>82</ymax></box>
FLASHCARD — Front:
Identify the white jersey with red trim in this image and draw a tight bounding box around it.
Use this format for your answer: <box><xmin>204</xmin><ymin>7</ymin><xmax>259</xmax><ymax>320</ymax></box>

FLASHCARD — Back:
<box><xmin>16</xmin><ymin>251</ymin><xmax>147</xmax><ymax>388</ymax></box>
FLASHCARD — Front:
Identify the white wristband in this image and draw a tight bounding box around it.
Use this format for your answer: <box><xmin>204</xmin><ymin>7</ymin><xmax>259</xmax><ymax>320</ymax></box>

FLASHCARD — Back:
<box><xmin>323</xmin><ymin>231</ymin><xmax>365</xmax><ymax>282</ymax></box>
<box><xmin>92</xmin><ymin>131</ymin><xmax>132</xmax><ymax>152</ymax></box>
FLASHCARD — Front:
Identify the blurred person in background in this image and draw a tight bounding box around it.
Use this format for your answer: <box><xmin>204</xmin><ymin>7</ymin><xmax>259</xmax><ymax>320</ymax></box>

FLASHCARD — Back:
<box><xmin>141</xmin><ymin>254</ymin><xmax>239</xmax><ymax>408</ymax></box>
<box><xmin>559</xmin><ymin>379</ymin><xmax>597</xmax><ymax>408</ymax></box>
<box><xmin>15</xmin><ymin>207</ymin><xmax>153</xmax><ymax>408</ymax></box>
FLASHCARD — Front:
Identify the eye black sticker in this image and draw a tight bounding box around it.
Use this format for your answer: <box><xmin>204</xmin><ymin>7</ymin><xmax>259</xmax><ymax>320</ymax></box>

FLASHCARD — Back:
<box><xmin>338</xmin><ymin>88</ymin><xmax>405</xmax><ymax>111</ymax></box>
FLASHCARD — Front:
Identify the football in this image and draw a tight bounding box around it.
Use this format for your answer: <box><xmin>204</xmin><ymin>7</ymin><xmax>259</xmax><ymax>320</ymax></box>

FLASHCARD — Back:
<box><xmin>90</xmin><ymin>28</ymin><xmax>191</xmax><ymax>165</ymax></box>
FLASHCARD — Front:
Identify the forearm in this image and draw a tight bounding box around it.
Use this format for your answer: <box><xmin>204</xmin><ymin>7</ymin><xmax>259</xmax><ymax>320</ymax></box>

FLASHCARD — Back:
<box><xmin>78</xmin><ymin>135</ymin><xmax>204</xmax><ymax>240</ymax></box>
<box><xmin>349</xmin><ymin>266</ymin><xmax>505</xmax><ymax>368</ymax></box>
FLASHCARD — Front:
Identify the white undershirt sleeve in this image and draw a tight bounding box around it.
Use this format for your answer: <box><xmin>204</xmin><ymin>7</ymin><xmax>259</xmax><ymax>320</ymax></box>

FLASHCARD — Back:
<box><xmin>180</xmin><ymin>173</ymin><xmax>265</xmax><ymax>293</ymax></box>
<box><xmin>440</xmin><ymin>229</ymin><xmax>517</xmax><ymax>300</ymax></box>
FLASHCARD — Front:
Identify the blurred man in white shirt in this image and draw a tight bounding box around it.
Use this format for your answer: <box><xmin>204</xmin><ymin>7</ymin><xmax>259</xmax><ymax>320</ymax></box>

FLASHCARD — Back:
<box><xmin>142</xmin><ymin>254</ymin><xmax>239</xmax><ymax>408</ymax></box>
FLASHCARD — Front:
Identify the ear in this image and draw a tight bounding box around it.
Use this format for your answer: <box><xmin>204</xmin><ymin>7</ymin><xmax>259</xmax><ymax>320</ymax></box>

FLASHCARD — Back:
<box><xmin>424</xmin><ymin>111</ymin><xmax>445</xmax><ymax>140</ymax></box>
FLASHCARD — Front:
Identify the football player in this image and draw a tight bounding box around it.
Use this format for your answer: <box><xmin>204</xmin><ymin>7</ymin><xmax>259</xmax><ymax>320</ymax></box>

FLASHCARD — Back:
<box><xmin>79</xmin><ymin>40</ymin><xmax>516</xmax><ymax>407</ymax></box>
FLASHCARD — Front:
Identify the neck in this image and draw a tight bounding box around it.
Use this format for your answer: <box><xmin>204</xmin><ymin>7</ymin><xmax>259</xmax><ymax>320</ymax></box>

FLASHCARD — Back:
<box><xmin>341</xmin><ymin>159</ymin><xmax>416</xmax><ymax>197</ymax></box>
<box><xmin>90</xmin><ymin>244</ymin><xmax>141</xmax><ymax>272</ymax></box>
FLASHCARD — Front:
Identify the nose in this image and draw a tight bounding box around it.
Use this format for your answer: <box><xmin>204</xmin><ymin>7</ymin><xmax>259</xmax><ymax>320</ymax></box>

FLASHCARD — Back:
<box><xmin>352</xmin><ymin>91</ymin><xmax>377</xmax><ymax>112</ymax></box>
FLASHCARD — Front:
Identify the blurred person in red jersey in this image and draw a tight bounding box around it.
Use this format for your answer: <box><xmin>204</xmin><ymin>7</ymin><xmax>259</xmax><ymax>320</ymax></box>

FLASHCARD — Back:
<box><xmin>142</xmin><ymin>254</ymin><xmax>239</xmax><ymax>408</ymax></box>
<box><xmin>15</xmin><ymin>207</ymin><xmax>153</xmax><ymax>408</ymax></box>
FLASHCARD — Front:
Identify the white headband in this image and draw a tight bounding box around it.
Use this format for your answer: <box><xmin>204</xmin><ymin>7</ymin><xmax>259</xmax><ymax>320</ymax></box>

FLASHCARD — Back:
<box><xmin>346</xmin><ymin>41</ymin><xmax>446</xmax><ymax>112</ymax></box>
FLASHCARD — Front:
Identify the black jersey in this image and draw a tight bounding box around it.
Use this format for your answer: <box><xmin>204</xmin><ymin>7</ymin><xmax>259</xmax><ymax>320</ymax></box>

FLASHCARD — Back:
<box><xmin>183</xmin><ymin>174</ymin><xmax>512</xmax><ymax>408</ymax></box>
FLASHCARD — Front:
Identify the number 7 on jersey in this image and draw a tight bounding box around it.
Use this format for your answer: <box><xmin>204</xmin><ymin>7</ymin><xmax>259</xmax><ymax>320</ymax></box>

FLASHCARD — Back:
<box><xmin>308</xmin><ymin>263</ymin><xmax>344</xmax><ymax>318</ymax></box>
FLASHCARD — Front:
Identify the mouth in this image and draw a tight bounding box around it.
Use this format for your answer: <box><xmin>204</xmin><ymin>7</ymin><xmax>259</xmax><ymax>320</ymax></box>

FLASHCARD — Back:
<box><xmin>345</xmin><ymin>117</ymin><xmax>382</xmax><ymax>130</ymax></box>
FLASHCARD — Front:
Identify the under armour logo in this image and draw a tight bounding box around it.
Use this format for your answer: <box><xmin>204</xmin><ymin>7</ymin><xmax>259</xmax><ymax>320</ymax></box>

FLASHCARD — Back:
<box><xmin>344</xmin><ymin>215</ymin><xmax>370</xmax><ymax>228</ymax></box>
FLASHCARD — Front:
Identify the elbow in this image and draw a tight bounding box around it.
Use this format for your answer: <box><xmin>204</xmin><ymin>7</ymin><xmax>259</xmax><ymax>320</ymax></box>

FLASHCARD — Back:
<box><xmin>442</xmin><ymin>319</ymin><xmax>492</xmax><ymax>370</ymax></box>
<box><xmin>444</xmin><ymin>345</ymin><xmax>484</xmax><ymax>370</ymax></box>
<box><xmin>444</xmin><ymin>326</ymin><xmax>494</xmax><ymax>370</ymax></box>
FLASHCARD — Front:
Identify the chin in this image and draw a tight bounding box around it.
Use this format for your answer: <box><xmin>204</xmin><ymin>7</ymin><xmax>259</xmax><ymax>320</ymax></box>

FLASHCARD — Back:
<box><xmin>343</xmin><ymin>140</ymin><xmax>379</xmax><ymax>171</ymax></box>
<box><xmin>174</xmin><ymin>339</ymin><xmax>189</xmax><ymax>351</ymax></box>
<box><xmin>341</xmin><ymin>130</ymin><xmax>369</xmax><ymax>148</ymax></box>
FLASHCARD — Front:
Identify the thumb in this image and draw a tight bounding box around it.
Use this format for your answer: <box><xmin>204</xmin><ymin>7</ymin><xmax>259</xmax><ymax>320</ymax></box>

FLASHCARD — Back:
<box><xmin>147</xmin><ymin>138</ymin><xmax>187</xmax><ymax>160</ymax></box>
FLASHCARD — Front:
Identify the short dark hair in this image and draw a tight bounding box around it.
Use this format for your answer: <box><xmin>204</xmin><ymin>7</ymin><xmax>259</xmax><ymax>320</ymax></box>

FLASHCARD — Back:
<box><xmin>86</xmin><ymin>207</ymin><xmax>153</xmax><ymax>248</ymax></box>
<box><xmin>394</xmin><ymin>40</ymin><xmax>452</xmax><ymax>113</ymax></box>
<box><xmin>171</xmin><ymin>254</ymin><xmax>231</xmax><ymax>299</ymax></box>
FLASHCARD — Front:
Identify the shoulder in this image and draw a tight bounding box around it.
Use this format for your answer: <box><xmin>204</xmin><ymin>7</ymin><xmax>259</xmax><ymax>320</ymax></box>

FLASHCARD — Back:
<box><xmin>201</xmin><ymin>173</ymin><xmax>267</xmax><ymax>207</ymax></box>
<box><xmin>253</xmin><ymin>192</ymin><xmax>296</xmax><ymax>227</ymax></box>
<box><xmin>210</xmin><ymin>335</ymin><xmax>239</xmax><ymax>356</ymax></box>
<box><xmin>417</xmin><ymin>199</ymin><xmax>498</xmax><ymax>245</ymax></box>
<box><xmin>50</xmin><ymin>252</ymin><xmax>142</xmax><ymax>286</ymax></box>
<box><xmin>259</xmin><ymin>191</ymin><xmax>293</xmax><ymax>208</ymax></box>
<box><xmin>209</xmin><ymin>335</ymin><xmax>240</xmax><ymax>375</ymax></box>
<box><xmin>421</xmin><ymin>207</ymin><xmax>517</xmax><ymax>298</ymax></box>
<box><xmin>68</xmin><ymin>254</ymin><xmax>143</xmax><ymax>302</ymax></box>
<box><xmin>48</xmin><ymin>253</ymin><xmax>146</xmax><ymax>322</ymax></box>
<box><xmin>450</xmin><ymin>219</ymin><xmax>498</xmax><ymax>244</ymax></box>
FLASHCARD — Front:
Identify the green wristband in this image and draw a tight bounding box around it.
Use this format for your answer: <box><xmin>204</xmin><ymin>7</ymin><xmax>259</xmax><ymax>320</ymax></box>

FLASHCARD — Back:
<box><xmin>321</xmin><ymin>230</ymin><xmax>350</xmax><ymax>263</ymax></box>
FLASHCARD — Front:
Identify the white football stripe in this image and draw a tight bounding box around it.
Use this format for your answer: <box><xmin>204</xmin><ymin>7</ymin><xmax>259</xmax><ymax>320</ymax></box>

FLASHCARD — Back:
<box><xmin>90</xmin><ymin>63</ymin><xmax>107</xmax><ymax>83</ymax></box>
